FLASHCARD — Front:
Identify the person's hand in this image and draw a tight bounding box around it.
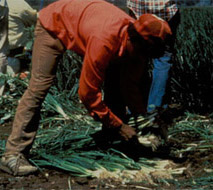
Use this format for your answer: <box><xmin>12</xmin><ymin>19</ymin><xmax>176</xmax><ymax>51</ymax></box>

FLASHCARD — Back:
<box><xmin>119</xmin><ymin>123</ymin><xmax>137</xmax><ymax>141</ymax></box>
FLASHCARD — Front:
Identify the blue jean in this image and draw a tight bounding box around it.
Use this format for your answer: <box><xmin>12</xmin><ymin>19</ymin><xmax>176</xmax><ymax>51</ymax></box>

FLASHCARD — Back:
<box><xmin>147</xmin><ymin>51</ymin><xmax>172</xmax><ymax>112</ymax></box>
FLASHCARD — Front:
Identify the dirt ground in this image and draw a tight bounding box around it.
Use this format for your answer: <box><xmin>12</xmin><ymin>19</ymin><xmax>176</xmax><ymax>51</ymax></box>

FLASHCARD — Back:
<box><xmin>0</xmin><ymin>121</ymin><xmax>212</xmax><ymax>190</ymax></box>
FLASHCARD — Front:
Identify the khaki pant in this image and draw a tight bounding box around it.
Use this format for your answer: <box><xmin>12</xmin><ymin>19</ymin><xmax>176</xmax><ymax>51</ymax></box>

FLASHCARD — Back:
<box><xmin>5</xmin><ymin>20</ymin><xmax>149</xmax><ymax>155</ymax></box>
<box><xmin>0</xmin><ymin>5</ymin><xmax>9</xmax><ymax>73</ymax></box>
<box><xmin>5</xmin><ymin>20</ymin><xmax>65</xmax><ymax>155</ymax></box>
<box><xmin>0</xmin><ymin>5</ymin><xmax>9</xmax><ymax>95</ymax></box>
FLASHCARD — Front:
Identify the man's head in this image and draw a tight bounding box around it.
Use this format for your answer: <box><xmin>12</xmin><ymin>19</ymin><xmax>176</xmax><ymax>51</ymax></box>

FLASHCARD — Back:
<box><xmin>134</xmin><ymin>14</ymin><xmax>172</xmax><ymax>41</ymax></box>
<box><xmin>127</xmin><ymin>14</ymin><xmax>172</xmax><ymax>58</ymax></box>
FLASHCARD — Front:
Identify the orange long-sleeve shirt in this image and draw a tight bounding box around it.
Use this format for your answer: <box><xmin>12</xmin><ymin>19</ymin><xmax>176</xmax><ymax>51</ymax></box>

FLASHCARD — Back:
<box><xmin>39</xmin><ymin>0</ymin><xmax>135</xmax><ymax>128</ymax></box>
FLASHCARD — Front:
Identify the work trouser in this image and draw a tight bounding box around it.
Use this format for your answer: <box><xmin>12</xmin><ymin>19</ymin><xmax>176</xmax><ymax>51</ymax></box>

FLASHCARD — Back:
<box><xmin>5</xmin><ymin>20</ymin><xmax>65</xmax><ymax>155</ymax></box>
<box><xmin>147</xmin><ymin>10</ymin><xmax>180</xmax><ymax>111</ymax></box>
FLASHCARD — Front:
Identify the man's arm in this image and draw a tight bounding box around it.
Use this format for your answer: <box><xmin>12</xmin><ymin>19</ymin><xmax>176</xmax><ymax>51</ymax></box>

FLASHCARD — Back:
<box><xmin>78</xmin><ymin>36</ymin><xmax>136</xmax><ymax>140</ymax></box>
<box><xmin>78</xmin><ymin>36</ymin><xmax>122</xmax><ymax>128</ymax></box>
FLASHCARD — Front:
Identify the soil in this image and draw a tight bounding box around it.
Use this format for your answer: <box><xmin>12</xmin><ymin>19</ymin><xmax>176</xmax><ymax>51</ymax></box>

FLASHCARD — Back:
<box><xmin>0</xmin><ymin>121</ymin><xmax>212</xmax><ymax>190</ymax></box>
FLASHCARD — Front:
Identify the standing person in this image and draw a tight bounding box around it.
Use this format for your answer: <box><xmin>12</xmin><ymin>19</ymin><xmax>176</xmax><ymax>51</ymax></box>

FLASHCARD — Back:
<box><xmin>127</xmin><ymin>0</ymin><xmax>180</xmax><ymax>112</ymax></box>
<box><xmin>7</xmin><ymin>0</ymin><xmax>37</xmax><ymax>51</ymax></box>
<box><xmin>0</xmin><ymin>0</ymin><xmax>172</xmax><ymax>176</ymax></box>
<box><xmin>7</xmin><ymin>0</ymin><xmax>38</xmax><ymax>75</ymax></box>
<box><xmin>0</xmin><ymin>0</ymin><xmax>9</xmax><ymax>95</ymax></box>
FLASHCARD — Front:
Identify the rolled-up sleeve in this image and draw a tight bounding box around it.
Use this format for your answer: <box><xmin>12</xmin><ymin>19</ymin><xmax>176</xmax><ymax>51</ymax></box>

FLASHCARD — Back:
<box><xmin>78</xmin><ymin>36</ymin><xmax>122</xmax><ymax>128</ymax></box>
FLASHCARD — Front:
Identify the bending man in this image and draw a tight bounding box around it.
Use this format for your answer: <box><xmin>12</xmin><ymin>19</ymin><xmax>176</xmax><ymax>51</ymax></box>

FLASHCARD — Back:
<box><xmin>0</xmin><ymin>0</ymin><xmax>172</xmax><ymax>176</ymax></box>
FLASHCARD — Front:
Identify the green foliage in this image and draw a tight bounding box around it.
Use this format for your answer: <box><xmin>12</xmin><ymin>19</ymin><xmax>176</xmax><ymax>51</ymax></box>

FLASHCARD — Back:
<box><xmin>54</xmin><ymin>50</ymin><xmax>82</xmax><ymax>98</ymax></box>
<box><xmin>0</xmin><ymin>74</ymin><xmax>28</xmax><ymax>124</ymax></box>
<box><xmin>169</xmin><ymin>7</ymin><xmax>213</xmax><ymax>113</ymax></box>
<box><xmin>30</xmin><ymin>121</ymin><xmax>149</xmax><ymax>177</ymax></box>
<box><xmin>167</xmin><ymin>173</ymin><xmax>213</xmax><ymax>190</ymax></box>
<box><xmin>24</xmin><ymin>25</ymin><xmax>35</xmax><ymax>51</ymax></box>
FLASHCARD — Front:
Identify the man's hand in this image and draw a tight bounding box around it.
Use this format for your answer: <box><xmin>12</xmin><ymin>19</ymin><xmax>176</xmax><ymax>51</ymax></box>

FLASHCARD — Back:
<box><xmin>119</xmin><ymin>123</ymin><xmax>137</xmax><ymax>141</ymax></box>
